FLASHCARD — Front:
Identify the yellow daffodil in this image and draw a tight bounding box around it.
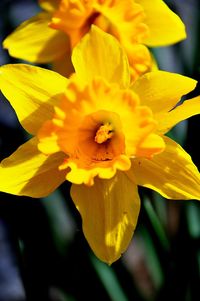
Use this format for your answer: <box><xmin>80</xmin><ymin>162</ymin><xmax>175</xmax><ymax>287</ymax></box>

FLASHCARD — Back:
<box><xmin>3</xmin><ymin>0</ymin><xmax>186</xmax><ymax>81</ymax></box>
<box><xmin>1</xmin><ymin>27</ymin><xmax>200</xmax><ymax>264</ymax></box>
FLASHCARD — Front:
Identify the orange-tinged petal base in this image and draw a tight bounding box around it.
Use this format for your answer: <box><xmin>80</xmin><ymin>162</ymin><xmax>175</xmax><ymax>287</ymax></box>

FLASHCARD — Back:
<box><xmin>50</xmin><ymin>0</ymin><xmax>94</xmax><ymax>47</ymax></box>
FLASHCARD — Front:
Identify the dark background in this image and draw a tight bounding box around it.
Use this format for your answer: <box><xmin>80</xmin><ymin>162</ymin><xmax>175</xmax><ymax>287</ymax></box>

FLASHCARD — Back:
<box><xmin>0</xmin><ymin>1</ymin><xmax>200</xmax><ymax>300</ymax></box>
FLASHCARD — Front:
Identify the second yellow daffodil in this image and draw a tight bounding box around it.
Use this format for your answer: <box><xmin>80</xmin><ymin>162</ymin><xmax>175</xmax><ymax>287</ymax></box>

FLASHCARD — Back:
<box><xmin>3</xmin><ymin>0</ymin><xmax>186</xmax><ymax>81</ymax></box>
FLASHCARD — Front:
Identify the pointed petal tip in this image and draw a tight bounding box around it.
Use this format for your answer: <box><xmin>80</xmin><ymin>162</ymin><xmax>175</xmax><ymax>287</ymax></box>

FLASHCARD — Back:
<box><xmin>72</xmin><ymin>25</ymin><xmax>130</xmax><ymax>87</ymax></box>
<box><xmin>132</xmin><ymin>136</ymin><xmax>200</xmax><ymax>201</ymax></box>
<box><xmin>71</xmin><ymin>172</ymin><xmax>140</xmax><ymax>264</ymax></box>
<box><xmin>0</xmin><ymin>138</ymin><xmax>66</xmax><ymax>198</ymax></box>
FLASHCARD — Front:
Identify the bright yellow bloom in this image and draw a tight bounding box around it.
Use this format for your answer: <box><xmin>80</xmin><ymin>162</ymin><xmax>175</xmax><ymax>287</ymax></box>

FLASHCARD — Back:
<box><xmin>1</xmin><ymin>27</ymin><xmax>200</xmax><ymax>264</ymax></box>
<box><xmin>3</xmin><ymin>0</ymin><xmax>186</xmax><ymax>81</ymax></box>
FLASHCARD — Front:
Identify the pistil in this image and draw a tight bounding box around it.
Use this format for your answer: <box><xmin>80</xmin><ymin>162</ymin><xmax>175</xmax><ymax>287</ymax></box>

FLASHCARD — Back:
<box><xmin>95</xmin><ymin>122</ymin><xmax>114</xmax><ymax>144</ymax></box>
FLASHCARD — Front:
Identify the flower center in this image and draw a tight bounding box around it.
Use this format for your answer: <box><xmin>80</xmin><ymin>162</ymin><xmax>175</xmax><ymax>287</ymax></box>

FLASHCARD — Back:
<box><xmin>37</xmin><ymin>77</ymin><xmax>165</xmax><ymax>185</ymax></box>
<box><xmin>76</xmin><ymin>110</ymin><xmax>125</xmax><ymax>162</ymax></box>
<box><xmin>94</xmin><ymin>122</ymin><xmax>114</xmax><ymax>144</ymax></box>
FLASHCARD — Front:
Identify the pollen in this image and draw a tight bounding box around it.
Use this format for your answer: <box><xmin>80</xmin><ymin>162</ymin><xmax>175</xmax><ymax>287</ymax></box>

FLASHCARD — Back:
<box><xmin>95</xmin><ymin>122</ymin><xmax>114</xmax><ymax>144</ymax></box>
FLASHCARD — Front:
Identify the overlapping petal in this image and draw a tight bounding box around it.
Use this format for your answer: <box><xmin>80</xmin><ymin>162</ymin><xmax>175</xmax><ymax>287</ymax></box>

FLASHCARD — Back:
<box><xmin>132</xmin><ymin>71</ymin><xmax>197</xmax><ymax>119</ymax></box>
<box><xmin>3</xmin><ymin>12</ymin><xmax>69</xmax><ymax>63</ymax></box>
<box><xmin>158</xmin><ymin>96</ymin><xmax>200</xmax><ymax>134</ymax></box>
<box><xmin>137</xmin><ymin>0</ymin><xmax>186</xmax><ymax>46</ymax></box>
<box><xmin>0</xmin><ymin>138</ymin><xmax>66</xmax><ymax>198</ymax></box>
<box><xmin>0</xmin><ymin>64</ymin><xmax>67</xmax><ymax>134</ymax></box>
<box><xmin>129</xmin><ymin>136</ymin><xmax>200</xmax><ymax>200</ymax></box>
<box><xmin>71</xmin><ymin>171</ymin><xmax>140</xmax><ymax>264</ymax></box>
<box><xmin>72</xmin><ymin>26</ymin><xmax>130</xmax><ymax>88</ymax></box>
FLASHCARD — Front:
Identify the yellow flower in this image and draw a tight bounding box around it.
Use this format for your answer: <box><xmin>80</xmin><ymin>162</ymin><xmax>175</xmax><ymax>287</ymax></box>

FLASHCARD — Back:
<box><xmin>0</xmin><ymin>27</ymin><xmax>200</xmax><ymax>264</ymax></box>
<box><xmin>3</xmin><ymin>0</ymin><xmax>186</xmax><ymax>81</ymax></box>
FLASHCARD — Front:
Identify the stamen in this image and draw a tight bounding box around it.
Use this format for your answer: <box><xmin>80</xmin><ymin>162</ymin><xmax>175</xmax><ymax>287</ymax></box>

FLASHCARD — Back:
<box><xmin>95</xmin><ymin>122</ymin><xmax>114</xmax><ymax>144</ymax></box>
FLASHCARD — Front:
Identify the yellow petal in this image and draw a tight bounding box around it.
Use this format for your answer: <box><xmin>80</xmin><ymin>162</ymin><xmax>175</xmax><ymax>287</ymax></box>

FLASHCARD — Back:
<box><xmin>71</xmin><ymin>172</ymin><xmax>140</xmax><ymax>264</ymax></box>
<box><xmin>0</xmin><ymin>64</ymin><xmax>67</xmax><ymax>135</ymax></box>
<box><xmin>136</xmin><ymin>0</ymin><xmax>186</xmax><ymax>46</ymax></box>
<box><xmin>72</xmin><ymin>26</ymin><xmax>130</xmax><ymax>88</ymax></box>
<box><xmin>132</xmin><ymin>71</ymin><xmax>197</xmax><ymax>118</ymax></box>
<box><xmin>135</xmin><ymin>133</ymin><xmax>165</xmax><ymax>158</ymax></box>
<box><xmin>39</xmin><ymin>0</ymin><xmax>60</xmax><ymax>11</ymax></box>
<box><xmin>129</xmin><ymin>136</ymin><xmax>200</xmax><ymax>200</ymax></box>
<box><xmin>3</xmin><ymin>12</ymin><xmax>69</xmax><ymax>63</ymax></box>
<box><xmin>158</xmin><ymin>95</ymin><xmax>200</xmax><ymax>134</ymax></box>
<box><xmin>0</xmin><ymin>138</ymin><xmax>66</xmax><ymax>198</ymax></box>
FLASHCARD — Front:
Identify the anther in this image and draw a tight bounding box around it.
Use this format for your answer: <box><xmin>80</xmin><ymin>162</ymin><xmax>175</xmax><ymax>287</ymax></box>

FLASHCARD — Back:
<box><xmin>94</xmin><ymin>123</ymin><xmax>114</xmax><ymax>144</ymax></box>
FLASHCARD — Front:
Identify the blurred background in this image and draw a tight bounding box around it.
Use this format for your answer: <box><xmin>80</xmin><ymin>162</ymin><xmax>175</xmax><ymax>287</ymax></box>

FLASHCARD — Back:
<box><xmin>0</xmin><ymin>0</ymin><xmax>200</xmax><ymax>300</ymax></box>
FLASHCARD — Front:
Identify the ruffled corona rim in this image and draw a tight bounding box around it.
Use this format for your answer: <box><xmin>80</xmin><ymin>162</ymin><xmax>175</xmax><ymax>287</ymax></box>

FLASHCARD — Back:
<box><xmin>38</xmin><ymin>76</ymin><xmax>165</xmax><ymax>185</ymax></box>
